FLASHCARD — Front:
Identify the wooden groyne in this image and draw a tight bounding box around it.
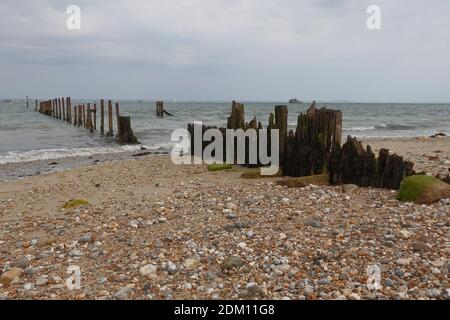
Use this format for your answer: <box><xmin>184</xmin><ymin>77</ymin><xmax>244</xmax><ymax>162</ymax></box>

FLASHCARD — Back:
<box><xmin>37</xmin><ymin>98</ymin><xmax>138</xmax><ymax>144</ymax></box>
<box><xmin>188</xmin><ymin>101</ymin><xmax>414</xmax><ymax>190</ymax></box>
<box><xmin>156</xmin><ymin>101</ymin><xmax>174</xmax><ymax>117</ymax></box>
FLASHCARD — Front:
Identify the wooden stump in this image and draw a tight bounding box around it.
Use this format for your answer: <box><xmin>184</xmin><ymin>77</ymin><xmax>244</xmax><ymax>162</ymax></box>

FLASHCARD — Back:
<box><xmin>117</xmin><ymin>116</ymin><xmax>139</xmax><ymax>144</ymax></box>
<box><xmin>227</xmin><ymin>100</ymin><xmax>245</xmax><ymax>129</ymax></box>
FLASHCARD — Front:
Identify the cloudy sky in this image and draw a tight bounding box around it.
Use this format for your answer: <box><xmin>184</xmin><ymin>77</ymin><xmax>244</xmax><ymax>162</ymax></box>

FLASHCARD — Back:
<box><xmin>1</xmin><ymin>0</ymin><xmax>449</xmax><ymax>101</ymax></box>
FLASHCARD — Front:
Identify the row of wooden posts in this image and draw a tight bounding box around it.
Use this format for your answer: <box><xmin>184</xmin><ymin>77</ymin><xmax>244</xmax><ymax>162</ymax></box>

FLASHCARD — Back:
<box><xmin>36</xmin><ymin>98</ymin><xmax>138</xmax><ymax>144</ymax></box>
<box><xmin>188</xmin><ymin>101</ymin><xmax>415</xmax><ymax>190</ymax></box>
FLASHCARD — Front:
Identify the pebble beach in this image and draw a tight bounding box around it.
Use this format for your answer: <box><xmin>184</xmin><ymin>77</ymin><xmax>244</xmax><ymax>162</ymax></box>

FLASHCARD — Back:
<box><xmin>0</xmin><ymin>136</ymin><xmax>449</xmax><ymax>300</ymax></box>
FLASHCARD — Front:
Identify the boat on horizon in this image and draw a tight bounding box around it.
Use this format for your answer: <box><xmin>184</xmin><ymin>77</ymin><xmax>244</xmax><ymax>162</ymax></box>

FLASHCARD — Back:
<box><xmin>289</xmin><ymin>98</ymin><xmax>302</xmax><ymax>104</ymax></box>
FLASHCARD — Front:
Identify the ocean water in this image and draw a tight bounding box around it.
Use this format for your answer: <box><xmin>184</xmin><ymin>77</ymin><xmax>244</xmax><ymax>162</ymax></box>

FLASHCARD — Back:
<box><xmin>1</xmin><ymin>100</ymin><xmax>449</xmax><ymax>164</ymax></box>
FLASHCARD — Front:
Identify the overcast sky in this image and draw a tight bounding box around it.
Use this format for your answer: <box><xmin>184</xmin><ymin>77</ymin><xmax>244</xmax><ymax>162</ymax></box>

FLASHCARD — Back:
<box><xmin>1</xmin><ymin>0</ymin><xmax>449</xmax><ymax>101</ymax></box>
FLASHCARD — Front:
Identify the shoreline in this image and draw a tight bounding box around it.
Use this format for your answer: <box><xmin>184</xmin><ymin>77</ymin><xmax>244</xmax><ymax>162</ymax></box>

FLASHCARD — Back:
<box><xmin>1</xmin><ymin>136</ymin><xmax>449</xmax><ymax>182</ymax></box>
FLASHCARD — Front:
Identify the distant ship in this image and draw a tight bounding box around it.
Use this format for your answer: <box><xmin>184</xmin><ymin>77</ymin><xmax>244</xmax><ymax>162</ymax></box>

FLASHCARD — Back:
<box><xmin>289</xmin><ymin>98</ymin><xmax>302</xmax><ymax>104</ymax></box>
<box><xmin>3</xmin><ymin>99</ymin><xmax>13</xmax><ymax>103</ymax></box>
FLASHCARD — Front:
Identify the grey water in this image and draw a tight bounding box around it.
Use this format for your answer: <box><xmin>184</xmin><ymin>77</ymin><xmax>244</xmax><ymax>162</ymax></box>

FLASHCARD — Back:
<box><xmin>1</xmin><ymin>100</ymin><xmax>449</xmax><ymax>164</ymax></box>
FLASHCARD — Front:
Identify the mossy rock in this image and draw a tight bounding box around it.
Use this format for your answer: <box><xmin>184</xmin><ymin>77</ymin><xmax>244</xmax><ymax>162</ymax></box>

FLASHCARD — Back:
<box><xmin>207</xmin><ymin>164</ymin><xmax>232</xmax><ymax>172</ymax></box>
<box><xmin>397</xmin><ymin>175</ymin><xmax>450</xmax><ymax>204</ymax></box>
<box><xmin>63</xmin><ymin>199</ymin><xmax>90</xmax><ymax>209</ymax></box>
<box><xmin>276</xmin><ymin>174</ymin><xmax>330</xmax><ymax>188</ymax></box>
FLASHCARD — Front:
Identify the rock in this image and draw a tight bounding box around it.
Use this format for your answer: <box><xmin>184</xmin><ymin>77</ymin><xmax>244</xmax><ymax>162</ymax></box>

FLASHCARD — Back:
<box><xmin>128</xmin><ymin>220</ymin><xmax>139</xmax><ymax>228</ymax></box>
<box><xmin>184</xmin><ymin>259</ymin><xmax>199</xmax><ymax>270</ymax></box>
<box><xmin>348</xmin><ymin>293</ymin><xmax>361</xmax><ymax>300</ymax></box>
<box><xmin>221</xmin><ymin>256</ymin><xmax>244</xmax><ymax>271</ymax></box>
<box><xmin>279</xmin><ymin>233</ymin><xmax>287</xmax><ymax>240</ymax></box>
<box><xmin>306</xmin><ymin>220</ymin><xmax>322</xmax><ymax>228</ymax></box>
<box><xmin>397</xmin><ymin>175</ymin><xmax>450</xmax><ymax>204</ymax></box>
<box><xmin>318</xmin><ymin>278</ymin><xmax>331</xmax><ymax>285</ymax></box>
<box><xmin>277</xmin><ymin>264</ymin><xmax>291</xmax><ymax>274</ymax></box>
<box><xmin>68</xmin><ymin>249</ymin><xmax>83</xmax><ymax>257</ymax></box>
<box><xmin>166</xmin><ymin>261</ymin><xmax>178</xmax><ymax>274</ymax></box>
<box><xmin>24</xmin><ymin>267</ymin><xmax>38</xmax><ymax>276</ymax></box>
<box><xmin>78</xmin><ymin>235</ymin><xmax>94</xmax><ymax>244</ymax></box>
<box><xmin>36</xmin><ymin>276</ymin><xmax>49</xmax><ymax>286</ymax></box>
<box><xmin>113</xmin><ymin>285</ymin><xmax>133</xmax><ymax>299</ymax></box>
<box><xmin>245</xmin><ymin>231</ymin><xmax>255</xmax><ymax>239</ymax></box>
<box><xmin>0</xmin><ymin>268</ymin><xmax>23</xmax><ymax>286</ymax></box>
<box><xmin>395</xmin><ymin>258</ymin><xmax>411</xmax><ymax>266</ymax></box>
<box><xmin>385</xmin><ymin>279</ymin><xmax>395</xmax><ymax>287</ymax></box>
<box><xmin>13</xmin><ymin>257</ymin><xmax>29</xmax><ymax>269</ymax></box>
<box><xmin>24</xmin><ymin>283</ymin><xmax>35</xmax><ymax>291</ymax></box>
<box><xmin>303</xmin><ymin>286</ymin><xmax>314</xmax><ymax>296</ymax></box>
<box><xmin>426</xmin><ymin>288</ymin><xmax>441</xmax><ymax>299</ymax></box>
<box><xmin>139</xmin><ymin>264</ymin><xmax>158</xmax><ymax>277</ymax></box>
<box><xmin>398</xmin><ymin>229</ymin><xmax>413</xmax><ymax>239</ymax></box>
<box><xmin>412</xmin><ymin>241</ymin><xmax>430</xmax><ymax>252</ymax></box>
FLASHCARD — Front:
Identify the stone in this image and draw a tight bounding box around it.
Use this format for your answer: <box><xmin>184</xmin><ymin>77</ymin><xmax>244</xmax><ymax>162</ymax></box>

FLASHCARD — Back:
<box><xmin>68</xmin><ymin>249</ymin><xmax>83</xmax><ymax>257</ymax></box>
<box><xmin>397</xmin><ymin>175</ymin><xmax>450</xmax><ymax>204</ymax></box>
<box><xmin>318</xmin><ymin>278</ymin><xmax>331</xmax><ymax>285</ymax></box>
<box><xmin>0</xmin><ymin>268</ymin><xmax>23</xmax><ymax>286</ymax></box>
<box><xmin>78</xmin><ymin>235</ymin><xmax>94</xmax><ymax>244</ymax></box>
<box><xmin>221</xmin><ymin>256</ymin><xmax>244</xmax><ymax>271</ymax></box>
<box><xmin>395</xmin><ymin>258</ymin><xmax>411</xmax><ymax>266</ymax></box>
<box><xmin>24</xmin><ymin>267</ymin><xmax>38</xmax><ymax>276</ymax></box>
<box><xmin>412</xmin><ymin>241</ymin><xmax>430</xmax><ymax>252</ymax></box>
<box><xmin>306</xmin><ymin>220</ymin><xmax>322</xmax><ymax>228</ymax></box>
<box><xmin>303</xmin><ymin>286</ymin><xmax>314</xmax><ymax>296</ymax></box>
<box><xmin>36</xmin><ymin>276</ymin><xmax>49</xmax><ymax>286</ymax></box>
<box><xmin>166</xmin><ymin>261</ymin><xmax>178</xmax><ymax>274</ymax></box>
<box><xmin>114</xmin><ymin>285</ymin><xmax>133</xmax><ymax>299</ymax></box>
<box><xmin>13</xmin><ymin>257</ymin><xmax>29</xmax><ymax>269</ymax></box>
<box><xmin>398</xmin><ymin>229</ymin><xmax>413</xmax><ymax>239</ymax></box>
<box><xmin>184</xmin><ymin>259</ymin><xmax>199</xmax><ymax>270</ymax></box>
<box><xmin>24</xmin><ymin>283</ymin><xmax>35</xmax><ymax>291</ymax></box>
<box><xmin>139</xmin><ymin>264</ymin><xmax>158</xmax><ymax>277</ymax></box>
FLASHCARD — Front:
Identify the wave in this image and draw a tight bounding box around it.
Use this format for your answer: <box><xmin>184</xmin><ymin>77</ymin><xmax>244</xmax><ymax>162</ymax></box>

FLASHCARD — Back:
<box><xmin>0</xmin><ymin>143</ymin><xmax>173</xmax><ymax>165</ymax></box>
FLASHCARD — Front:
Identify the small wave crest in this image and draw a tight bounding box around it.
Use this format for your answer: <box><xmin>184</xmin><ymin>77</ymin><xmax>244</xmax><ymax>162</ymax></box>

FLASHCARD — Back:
<box><xmin>0</xmin><ymin>143</ymin><xmax>172</xmax><ymax>165</ymax></box>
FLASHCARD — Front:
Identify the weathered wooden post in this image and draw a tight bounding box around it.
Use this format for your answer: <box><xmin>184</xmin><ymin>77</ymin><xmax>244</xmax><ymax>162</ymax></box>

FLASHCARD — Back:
<box><xmin>62</xmin><ymin>98</ymin><xmax>66</xmax><ymax>121</ymax></box>
<box><xmin>73</xmin><ymin>105</ymin><xmax>77</xmax><ymax>126</ymax></box>
<box><xmin>52</xmin><ymin>100</ymin><xmax>55</xmax><ymax>118</ymax></box>
<box><xmin>86</xmin><ymin>103</ymin><xmax>93</xmax><ymax>132</ymax></box>
<box><xmin>275</xmin><ymin>105</ymin><xmax>288</xmax><ymax>167</ymax></box>
<box><xmin>58</xmin><ymin>98</ymin><xmax>61</xmax><ymax>119</ymax></box>
<box><xmin>107</xmin><ymin>100</ymin><xmax>113</xmax><ymax>137</ymax></box>
<box><xmin>78</xmin><ymin>105</ymin><xmax>83</xmax><ymax>127</ymax></box>
<box><xmin>93</xmin><ymin>103</ymin><xmax>97</xmax><ymax>131</ymax></box>
<box><xmin>67</xmin><ymin>97</ymin><xmax>71</xmax><ymax>123</ymax></box>
<box><xmin>82</xmin><ymin>104</ymin><xmax>86</xmax><ymax>127</ymax></box>
<box><xmin>100</xmin><ymin>99</ymin><xmax>105</xmax><ymax>135</ymax></box>
<box><xmin>156</xmin><ymin>101</ymin><xmax>164</xmax><ymax>117</ymax></box>
<box><xmin>226</xmin><ymin>100</ymin><xmax>245</xmax><ymax>129</ymax></box>
<box><xmin>35</xmin><ymin>99</ymin><xmax>38</xmax><ymax>111</ymax></box>
<box><xmin>115</xmin><ymin>101</ymin><xmax>120</xmax><ymax>134</ymax></box>
<box><xmin>117</xmin><ymin>116</ymin><xmax>139</xmax><ymax>144</ymax></box>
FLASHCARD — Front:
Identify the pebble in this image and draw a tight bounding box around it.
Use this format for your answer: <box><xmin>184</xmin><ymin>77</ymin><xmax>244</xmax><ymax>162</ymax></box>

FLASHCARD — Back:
<box><xmin>68</xmin><ymin>249</ymin><xmax>83</xmax><ymax>257</ymax></box>
<box><xmin>139</xmin><ymin>264</ymin><xmax>158</xmax><ymax>277</ymax></box>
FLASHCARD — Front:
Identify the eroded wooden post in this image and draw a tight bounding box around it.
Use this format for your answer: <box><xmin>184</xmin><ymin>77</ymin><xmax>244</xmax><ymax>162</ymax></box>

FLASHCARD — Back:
<box><xmin>93</xmin><ymin>104</ymin><xmax>97</xmax><ymax>131</ymax></box>
<box><xmin>275</xmin><ymin>105</ymin><xmax>288</xmax><ymax>167</ymax></box>
<box><xmin>107</xmin><ymin>100</ymin><xmax>113</xmax><ymax>137</ymax></box>
<box><xmin>117</xmin><ymin>116</ymin><xmax>139</xmax><ymax>144</ymax></box>
<box><xmin>62</xmin><ymin>98</ymin><xmax>66</xmax><ymax>121</ymax></box>
<box><xmin>78</xmin><ymin>105</ymin><xmax>83</xmax><ymax>127</ymax></box>
<box><xmin>115</xmin><ymin>101</ymin><xmax>120</xmax><ymax>134</ymax></box>
<box><xmin>100</xmin><ymin>99</ymin><xmax>105</xmax><ymax>135</ymax></box>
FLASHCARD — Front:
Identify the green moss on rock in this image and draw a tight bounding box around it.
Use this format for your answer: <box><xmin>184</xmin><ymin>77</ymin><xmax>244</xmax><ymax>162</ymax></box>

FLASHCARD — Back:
<box><xmin>63</xmin><ymin>199</ymin><xmax>90</xmax><ymax>209</ymax></box>
<box><xmin>397</xmin><ymin>175</ymin><xmax>450</xmax><ymax>204</ymax></box>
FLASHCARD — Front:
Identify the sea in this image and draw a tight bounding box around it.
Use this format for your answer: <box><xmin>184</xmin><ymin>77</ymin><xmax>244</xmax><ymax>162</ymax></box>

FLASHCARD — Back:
<box><xmin>1</xmin><ymin>100</ymin><xmax>449</xmax><ymax>165</ymax></box>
